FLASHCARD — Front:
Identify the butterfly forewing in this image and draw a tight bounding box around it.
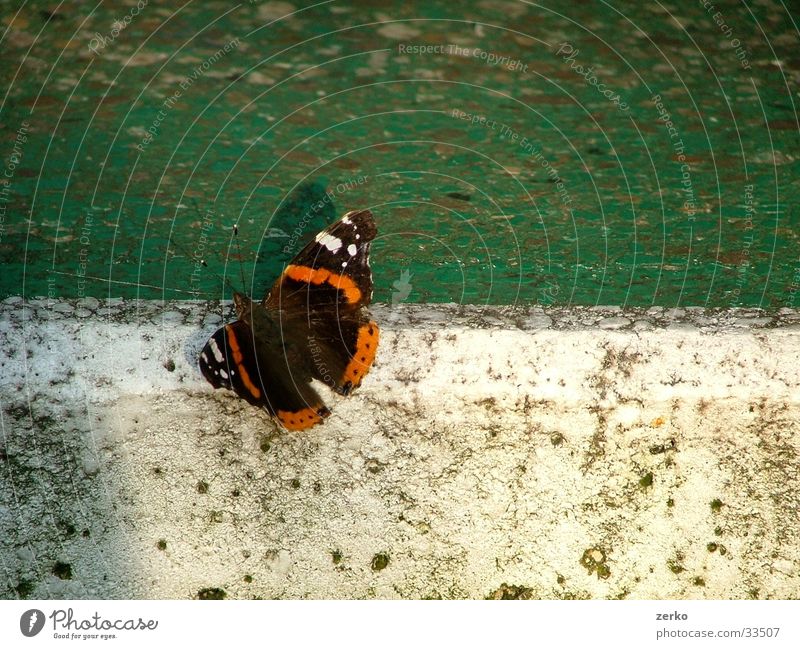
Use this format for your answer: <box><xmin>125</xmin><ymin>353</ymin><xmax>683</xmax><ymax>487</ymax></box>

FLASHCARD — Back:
<box><xmin>264</xmin><ymin>209</ymin><xmax>376</xmax><ymax>312</ymax></box>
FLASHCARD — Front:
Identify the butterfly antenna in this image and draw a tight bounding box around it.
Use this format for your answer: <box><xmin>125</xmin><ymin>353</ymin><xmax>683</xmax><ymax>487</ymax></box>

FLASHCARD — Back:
<box><xmin>166</xmin><ymin>199</ymin><xmax>239</xmax><ymax>298</ymax></box>
<box><xmin>232</xmin><ymin>222</ymin><xmax>249</xmax><ymax>297</ymax></box>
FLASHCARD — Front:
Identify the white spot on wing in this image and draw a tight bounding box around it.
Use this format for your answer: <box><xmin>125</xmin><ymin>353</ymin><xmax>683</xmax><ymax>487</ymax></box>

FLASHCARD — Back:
<box><xmin>220</xmin><ymin>369</ymin><xmax>228</xmax><ymax>380</ymax></box>
<box><xmin>342</xmin><ymin>214</ymin><xmax>352</xmax><ymax>224</ymax></box>
<box><xmin>347</xmin><ymin>243</ymin><xmax>357</xmax><ymax>256</ymax></box>
<box><xmin>315</xmin><ymin>232</ymin><xmax>342</xmax><ymax>253</ymax></box>
<box><xmin>209</xmin><ymin>338</ymin><xmax>224</xmax><ymax>363</ymax></box>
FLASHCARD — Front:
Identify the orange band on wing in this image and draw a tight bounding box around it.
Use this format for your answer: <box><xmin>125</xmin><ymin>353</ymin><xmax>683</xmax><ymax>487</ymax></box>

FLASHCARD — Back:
<box><xmin>277</xmin><ymin>407</ymin><xmax>329</xmax><ymax>431</ymax></box>
<box><xmin>284</xmin><ymin>264</ymin><xmax>362</xmax><ymax>304</ymax></box>
<box><xmin>343</xmin><ymin>321</ymin><xmax>379</xmax><ymax>388</ymax></box>
<box><xmin>225</xmin><ymin>325</ymin><xmax>262</xmax><ymax>400</ymax></box>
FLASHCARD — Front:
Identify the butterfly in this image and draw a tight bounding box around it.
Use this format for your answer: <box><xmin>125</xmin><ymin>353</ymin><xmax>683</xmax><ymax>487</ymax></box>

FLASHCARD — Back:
<box><xmin>199</xmin><ymin>210</ymin><xmax>379</xmax><ymax>430</ymax></box>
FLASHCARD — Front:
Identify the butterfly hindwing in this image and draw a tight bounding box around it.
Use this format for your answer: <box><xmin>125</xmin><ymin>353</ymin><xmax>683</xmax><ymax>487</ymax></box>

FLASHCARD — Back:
<box><xmin>297</xmin><ymin>313</ymin><xmax>379</xmax><ymax>395</ymax></box>
<box><xmin>200</xmin><ymin>321</ymin><xmax>263</xmax><ymax>407</ymax></box>
<box><xmin>199</xmin><ymin>320</ymin><xmax>331</xmax><ymax>430</ymax></box>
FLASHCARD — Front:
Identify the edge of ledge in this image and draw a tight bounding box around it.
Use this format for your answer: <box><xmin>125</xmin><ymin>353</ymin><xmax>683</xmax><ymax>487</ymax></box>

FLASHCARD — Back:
<box><xmin>4</xmin><ymin>295</ymin><xmax>799</xmax><ymax>333</ymax></box>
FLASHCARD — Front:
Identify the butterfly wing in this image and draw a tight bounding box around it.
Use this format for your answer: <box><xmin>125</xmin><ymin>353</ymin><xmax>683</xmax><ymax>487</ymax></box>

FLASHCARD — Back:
<box><xmin>264</xmin><ymin>209</ymin><xmax>380</xmax><ymax>394</ymax></box>
<box><xmin>264</xmin><ymin>209</ymin><xmax>376</xmax><ymax>312</ymax></box>
<box><xmin>304</xmin><ymin>316</ymin><xmax>379</xmax><ymax>395</ymax></box>
<box><xmin>199</xmin><ymin>320</ymin><xmax>331</xmax><ymax>430</ymax></box>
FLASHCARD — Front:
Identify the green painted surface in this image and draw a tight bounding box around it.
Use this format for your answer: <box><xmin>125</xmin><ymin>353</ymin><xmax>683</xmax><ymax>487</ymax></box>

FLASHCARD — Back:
<box><xmin>1</xmin><ymin>1</ymin><xmax>798</xmax><ymax>307</ymax></box>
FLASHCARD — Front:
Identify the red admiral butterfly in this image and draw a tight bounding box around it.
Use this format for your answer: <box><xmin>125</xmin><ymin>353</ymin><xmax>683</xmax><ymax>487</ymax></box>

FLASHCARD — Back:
<box><xmin>199</xmin><ymin>210</ymin><xmax>379</xmax><ymax>430</ymax></box>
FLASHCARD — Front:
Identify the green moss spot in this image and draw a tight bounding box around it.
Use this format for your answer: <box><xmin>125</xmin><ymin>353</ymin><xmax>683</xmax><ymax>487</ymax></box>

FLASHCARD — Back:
<box><xmin>693</xmin><ymin>577</ymin><xmax>706</xmax><ymax>586</ymax></box>
<box><xmin>667</xmin><ymin>498</ymin><xmax>674</xmax><ymax>507</ymax></box>
<box><xmin>550</xmin><ymin>433</ymin><xmax>565</xmax><ymax>446</ymax></box>
<box><xmin>580</xmin><ymin>547</ymin><xmax>611</xmax><ymax>579</ymax></box>
<box><xmin>668</xmin><ymin>560</ymin><xmax>685</xmax><ymax>574</ymax></box>
<box><xmin>748</xmin><ymin>587</ymin><xmax>759</xmax><ymax>599</ymax></box>
<box><xmin>53</xmin><ymin>561</ymin><xmax>72</xmax><ymax>580</ymax></box>
<box><xmin>486</xmin><ymin>583</ymin><xmax>534</xmax><ymax>599</ymax></box>
<box><xmin>259</xmin><ymin>438</ymin><xmax>271</xmax><ymax>453</ymax></box>
<box><xmin>291</xmin><ymin>478</ymin><xmax>301</xmax><ymax>489</ymax></box>
<box><xmin>197</xmin><ymin>587</ymin><xmax>226</xmax><ymax>600</ymax></box>
<box><xmin>707</xmin><ymin>542</ymin><xmax>718</xmax><ymax>552</ymax></box>
<box><xmin>371</xmin><ymin>553</ymin><xmax>390</xmax><ymax>571</ymax></box>
<box><xmin>243</xmin><ymin>575</ymin><xmax>253</xmax><ymax>583</ymax></box>
<box><xmin>714</xmin><ymin>526</ymin><xmax>723</xmax><ymax>536</ymax></box>
<box><xmin>639</xmin><ymin>472</ymin><xmax>654</xmax><ymax>488</ymax></box>
<box><xmin>710</xmin><ymin>498</ymin><xmax>723</xmax><ymax>512</ymax></box>
<box><xmin>560</xmin><ymin>591</ymin><xmax>582</xmax><ymax>601</ymax></box>
<box><xmin>718</xmin><ymin>545</ymin><xmax>727</xmax><ymax>556</ymax></box>
<box><xmin>556</xmin><ymin>574</ymin><xmax>565</xmax><ymax>585</ymax></box>
<box><xmin>156</xmin><ymin>539</ymin><xmax>167</xmax><ymax>551</ymax></box>
<box><xmin>210</xmin><ymin>511</ymin><xmax>223</xmax><ymax>523</ymax></box>
<box><xmin>649</xmin><ymin>440</ymin><xmax>675</xmax><ymax>454</ymax></box>
<box><xmin>196</xmin><ymin>481</ymin><xmax>208</xmax><ymax>494</ymax></box>
<box><xmin>331</xmin><ymin>550</ymin><xmax>343</xmax><ymax>565</ymax></box>
<box><xmin>14</xmin><ymin>579</ymin><xmax>36</xmax><ymax>599</ymax></box>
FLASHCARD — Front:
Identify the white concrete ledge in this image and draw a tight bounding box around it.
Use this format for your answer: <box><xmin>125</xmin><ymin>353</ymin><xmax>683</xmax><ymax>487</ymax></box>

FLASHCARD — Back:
<box><xmin>1</xmin><ymin>297</ymin><xmax>799</xmax><ymax>599</ymax></box>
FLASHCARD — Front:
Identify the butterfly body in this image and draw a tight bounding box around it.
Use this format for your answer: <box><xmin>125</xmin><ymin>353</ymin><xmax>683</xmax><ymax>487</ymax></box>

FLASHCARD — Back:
<box><xmin>199</xmin><ymin>210</ymin><xmax>379</xmax><ymax>430</ymax></box>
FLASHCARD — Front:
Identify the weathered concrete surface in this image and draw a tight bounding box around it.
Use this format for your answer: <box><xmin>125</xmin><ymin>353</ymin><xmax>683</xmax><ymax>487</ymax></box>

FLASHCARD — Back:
<box><xmin>1</xmin><ymin>298</ymin><xmax>799</xmax><ymax>599</ymax></box>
